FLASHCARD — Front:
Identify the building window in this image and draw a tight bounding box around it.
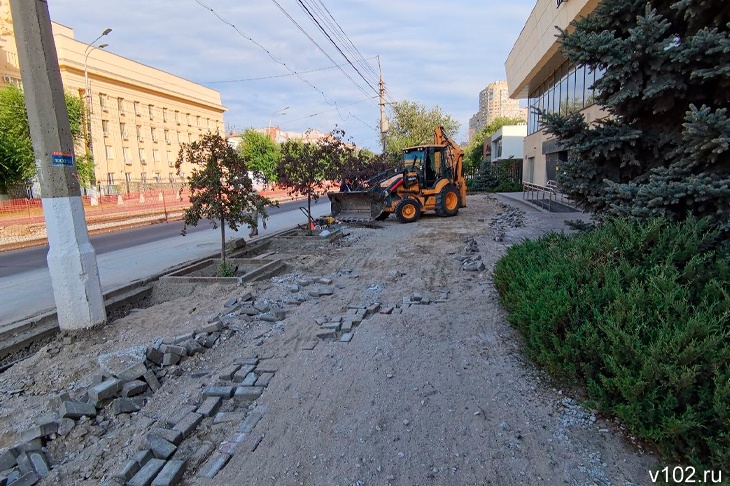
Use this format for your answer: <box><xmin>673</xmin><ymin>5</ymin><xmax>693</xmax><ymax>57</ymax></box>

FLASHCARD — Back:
<box><xmin>154</xmin><ymin>173</ymin><xmax>161</xmax><ymax>183</ymax></box>
<box><xmin>164</xmin><ymin>129</ymin><xmax>170</xmax><ymax>144</ymax></box>
<box><xmin>186</xmin><ymin>113</ymin><xmax>190</xmax><ymax>126</ymax></box>
<box><xmin>118</xmin><ymin>97</ymin><xmax>125</xmax><ymax>115</ymax></box>
<box><xmin>167</xmin><ymin>151</ymin><xmax>173</xmax><ymax>166</ymax></box>
<box><xmin>151</xmin><ymin>128</ymin><xmax>158</xmax><ymax>143</ymax></box>
<box><xmin>107</xmin><ymin>173</ymin><xmax>115</xmax><ymax>185</ymax></box>
<box><xmin>153</xmin><ymin>149</ymin><xmax>160</xmax><ymax>162</ymax></box>
<box><xmin>176</xmin><ymin>131</ymin><xmax>181</xmax><ymax>143</ymax></box>
<box><xmin>105</xmin><ymin>145</ymin><xmax>114</xmax><ymax>159</ymax></box>
<box><xmin>141</xmin><ymin>172</ymin><xmax>147</xmax><ymax>186</ymax></box>
<box><xmin>175</xmin><ymin>111</ymin><xmax>179</xmax><ymax>124</ymax></box>
<box><xmin>102</xmin><ymin>120</ymin><xmax>109</xmax><ymax>137</ymax></box>
<box><xmin>122</xmin><ymin>147</ymin><xmax>132</xmax><ymax>165</ymax></box>
<box><xmin>99</xmin><ymin>93</ymin><xmax>108</xmax><ymax>112</ymax></box>
<box><xmin>137</xmin><ymin>125</ymin><xmax>144</xmax><ymax>142</ymax></box>
<box><xmin>196</xmin><ymin>115</ymin><xmax>200</xmax><ymax>127</ymax></box>
<box><xmin>139</xmin><ymin>148</ymin><xmax>146</xmax><ymax>164</ymax></box>
<box><xmin>148</xmin><ymin>104</ymin><xmax>154</xmax><ymax>120</ymax></box>
<box><xmin>162</xmin><ymin>108</ymin><xmax>168</xmax><ymax>122</ymax></box>
<box><xmin>168</xmin><ymin>172</ymin><xmax>175</xmax><ymax>183</ymax></box>
<box><xmin>206</xmin><ymin>118</ymin><xmax>210</xmax><ymax>128</ymax></box>
<box><xmin>120</xmin><ymin>122</ymin><xmax>127</xmax><ymax>140</ymax></box>
<box><xmin>134</xmin><ymin>101</ymin><xmax>141</xmax><ymax>117</ymax></box>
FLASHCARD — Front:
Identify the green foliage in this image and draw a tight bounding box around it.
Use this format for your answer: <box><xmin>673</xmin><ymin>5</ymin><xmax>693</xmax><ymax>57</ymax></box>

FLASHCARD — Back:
<box><xmin>0</xmin><ymin>85</ymin><xmax>86</xmax><ymax>193</ymax></box>
<box><xmin>541</xmin><ymin>0</ymin><xmax>730</xmax><ymax>230</ymax></box>
<box><xmin>218</xmin><ymin>260</ymin><xmax>235</xmax><ymax>277</ymax></box>
<box><xmin>494</xmin><ymin>218</ymin><xmax>730</xmax><ymax>469</ymax></box>
<box><xmin>384</xmin><ymin>100</ymin><xmax>460</xmax><ymax>154</ymax></box>
<box><xmin>176</xmin><ymin>132</ymin><xmax>275</xmax><ymax>262</ymax></box>
<box><xmin>468</xmin><ymin>157</ymin><xmax>522</xmax><ymax>192</ymax></box>
<box><xmin>237</xmin><ymin>128</ymin><xmax>280</xmax><ymax>183</ymax></box>
<box><xmin>464</xmin><ymin>116</ymin><xmax>526</xmax><ymax>174</ymax></box>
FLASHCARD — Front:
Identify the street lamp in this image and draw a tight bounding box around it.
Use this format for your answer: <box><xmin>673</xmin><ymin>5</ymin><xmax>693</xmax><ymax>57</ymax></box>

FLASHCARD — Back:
<box><xmin>267</xmin><ymin>106</ymin><xmax>288</xmax><ymax>142</ymax></box>
<box><xmin>82</xmin><ymin>28</ymin><xmax>111</xmax><ymax>195</ymax></box>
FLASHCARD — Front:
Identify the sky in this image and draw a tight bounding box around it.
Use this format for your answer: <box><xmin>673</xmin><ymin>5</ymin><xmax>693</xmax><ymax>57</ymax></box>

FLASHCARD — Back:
<box><xmin>48</xmin><ymin>0</ymin><xmax>535</xmax><ymax>151</ymax></box>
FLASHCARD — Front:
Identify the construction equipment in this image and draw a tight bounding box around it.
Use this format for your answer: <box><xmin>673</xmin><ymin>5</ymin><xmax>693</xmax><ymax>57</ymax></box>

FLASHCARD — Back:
<box><xmin>328</xmin><ymin>126</ymin><xmax>466</xmax><ymax>223</ymax></box>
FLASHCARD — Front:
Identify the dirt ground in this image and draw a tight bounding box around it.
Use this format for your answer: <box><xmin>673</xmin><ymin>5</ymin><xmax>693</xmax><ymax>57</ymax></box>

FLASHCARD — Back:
<box><xmin>0</xmin><ymin>194</ymin><xmax>660</xmax><ymax>485</ymax></box>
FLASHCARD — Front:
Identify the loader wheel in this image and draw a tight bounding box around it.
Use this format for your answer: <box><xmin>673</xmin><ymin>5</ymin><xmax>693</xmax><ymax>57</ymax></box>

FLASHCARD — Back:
<box><xmin>435</xmin><ymin>185</ymin><xmax>460</xmax><ymax>217</ymax></box>
<box><xmin>395</xmin><ymin>198</ymin><xmax>421</xmax><ymax>224</ymax></box>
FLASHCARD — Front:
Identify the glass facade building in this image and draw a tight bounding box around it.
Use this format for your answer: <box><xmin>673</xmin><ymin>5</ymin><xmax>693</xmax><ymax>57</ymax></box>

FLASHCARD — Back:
<box><xmin>527</xmin><ymin>62</ymin><xmax>604</xmax><ymax>135</ymax></box>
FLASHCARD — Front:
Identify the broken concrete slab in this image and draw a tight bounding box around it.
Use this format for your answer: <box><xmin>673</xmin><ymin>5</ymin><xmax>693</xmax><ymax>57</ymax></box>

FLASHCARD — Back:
<box><xmin>97</xmin><ymin>346</ymin><xmax>147</xmax><ymax>378</ymax></box>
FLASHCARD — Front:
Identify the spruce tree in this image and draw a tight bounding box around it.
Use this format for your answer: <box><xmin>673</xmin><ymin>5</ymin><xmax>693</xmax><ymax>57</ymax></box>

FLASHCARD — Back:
<box><xmin>541</xmin><ymin>0</ymin><xmax>730</xmax><ymax>230</ymax></box>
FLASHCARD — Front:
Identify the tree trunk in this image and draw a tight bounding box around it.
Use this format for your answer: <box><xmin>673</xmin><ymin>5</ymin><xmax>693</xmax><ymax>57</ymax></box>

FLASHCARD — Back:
<box><xmin>307</xmin><ymin>192</ymin><xmax>312</xmax><ymax>236</ymax></box>
<box><xmin>220</xmin><ymin>214</ymin><xmax>226</xmax><ymax>263</ymax></box>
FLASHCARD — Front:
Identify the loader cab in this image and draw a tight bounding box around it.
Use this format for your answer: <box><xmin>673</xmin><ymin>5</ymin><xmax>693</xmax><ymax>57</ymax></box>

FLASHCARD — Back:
<box><xmin>402</xmin><ymin>145</ymin><xmax>447</xmax><ymax>189</ymax></box>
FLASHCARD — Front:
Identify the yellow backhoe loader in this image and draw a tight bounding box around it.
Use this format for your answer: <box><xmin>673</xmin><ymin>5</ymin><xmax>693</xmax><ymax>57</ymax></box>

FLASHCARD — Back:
<box><xmin>328</xmin><ymin>126</ymin><xmax>466</xmax><ymax>223</ymax></box>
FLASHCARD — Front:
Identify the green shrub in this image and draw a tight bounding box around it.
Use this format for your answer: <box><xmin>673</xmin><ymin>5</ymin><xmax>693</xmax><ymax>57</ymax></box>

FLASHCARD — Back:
<box><xmin>494</xmin><ymin>218</ymin><xmax>730</xmax><ymax>469</ymax></box>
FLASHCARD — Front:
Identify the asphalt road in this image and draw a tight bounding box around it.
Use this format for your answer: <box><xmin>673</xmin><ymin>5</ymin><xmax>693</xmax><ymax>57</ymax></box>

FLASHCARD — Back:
<box><xmin>0</xmin><ymin>199</ymin><xmax>313</xmax><ymax>278</ymax></box>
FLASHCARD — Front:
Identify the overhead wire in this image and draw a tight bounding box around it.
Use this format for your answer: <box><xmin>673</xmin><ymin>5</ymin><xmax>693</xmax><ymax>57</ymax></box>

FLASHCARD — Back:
<box><xmin>203</xmin><ymin>56</ymin><xmax>378</xmax><ymax>84</ymax></box>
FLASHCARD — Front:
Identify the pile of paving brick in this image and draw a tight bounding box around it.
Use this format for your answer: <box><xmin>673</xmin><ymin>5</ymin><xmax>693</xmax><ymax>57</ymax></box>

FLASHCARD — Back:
<box><xmin>0</xmin><ymin>290</ymin><xmax>291</xmax><ymax>486</ymax></box>
<box><xmin>454</xmin><ymin>236</ymin><xmax>486</xmax><ymax>272</ymax></box>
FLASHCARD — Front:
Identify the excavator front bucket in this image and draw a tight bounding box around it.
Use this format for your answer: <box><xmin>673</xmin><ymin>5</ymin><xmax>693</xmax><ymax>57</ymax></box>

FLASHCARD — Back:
<box><xmin>328</xmin><ymin>191</ymin><xmax>386</xmax><ymax>222</ymax></box>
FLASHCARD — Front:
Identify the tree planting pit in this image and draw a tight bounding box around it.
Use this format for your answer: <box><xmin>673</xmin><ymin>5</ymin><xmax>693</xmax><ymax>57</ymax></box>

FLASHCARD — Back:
<box><xmin>160</xmin><ymin>257</ymin><xmax>285</xmax><ymax>285</ymax></box>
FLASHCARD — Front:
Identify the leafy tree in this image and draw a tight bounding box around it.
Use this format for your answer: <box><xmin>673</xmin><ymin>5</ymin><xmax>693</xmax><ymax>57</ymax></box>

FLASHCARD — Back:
<box><xmin>277</xmin><ymin>129</ymin><xmax>349</xmax><ymax>232</ymax></box>
<box><xmin>237</xmin><ymin>128</ymin><xmax>280</xmax><ymax>184</ymax></box>
<box><xmin>384</xmin><ymin>100</ymin><xmax>460</xmax><ymax>154</ymax></box>
<box><xmin>0</xmin><ymin>85</ymin><xmax>86</xmax><ymax>193</ymax></box>
<box><xmin>464</xmin><ymin>116</ymin><xmax>527</xmax><ymax>174</ymax></box>
<box><xmin>176</xmin><ymin>132</ymin><xmax>275</xmax><ymax>264</ymax></box>
<box><xmin>541</xmin><ymin>0</ymin><xmax>730</xmax><ymax>230</ymax></box>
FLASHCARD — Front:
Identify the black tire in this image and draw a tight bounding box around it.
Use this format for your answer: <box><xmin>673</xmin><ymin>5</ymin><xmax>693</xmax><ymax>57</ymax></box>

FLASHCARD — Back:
<box><xmin>374</xmin><ymin>211</ymin><xmax>389</xmax><ymax>221</ymax></box>
<box><xmin>395</xmin><ymin>198</ymin><xmax>421</xmax><ymax>224</ymax></box>
<box><xmin>435</xmin><ymin>185</ymin><xmax>460</xmax><ymax>217</ymax></box>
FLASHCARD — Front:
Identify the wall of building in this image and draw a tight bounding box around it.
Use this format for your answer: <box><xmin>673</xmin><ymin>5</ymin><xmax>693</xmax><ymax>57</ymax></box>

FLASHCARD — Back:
<box><xmin>0</xmin><ymin>4</ymin><xmax>226</xmax><ymax>191</ymax></box>
<box><xmin>490</xmin><ymin>124</ymin><xmax>527</xmax><ymax>162</ymax></box>
<box><xmin>505</xmin><ymin>0</ymin><xmax>607</xmax><ymax>186</ymax></box>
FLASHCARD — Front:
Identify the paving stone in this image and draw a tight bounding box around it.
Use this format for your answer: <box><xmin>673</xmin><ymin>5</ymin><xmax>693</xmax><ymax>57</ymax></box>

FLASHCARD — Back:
<box><xmin>14</xmin><ymin>440</ymin><xmax>42</xmax><ymax>452</ymax></box>
<box><xmin>197</xmin><ymin>452</ymin><xmax>231</xmax><ymax>478</ymax></box>
<box><xmin>165</xmin><ymin>405</ymin><xmax>197</xmax><ymax>428</ymax></box>
<box><xmin>213</xmin><ymin>411</ymin><xmax>247</xmax><ymax>424</ymax></box>
<box><xmin>339</xmin><ymin>332</ymin><xmax>354</xmax><ymax>343</ymax></box>
<box><xmin>321</xmin><ymin>321</ymin><xmax>341</xmax><ymax>331</ymax></box>
<box><xmin>307</xmin><ymin>289</ymin><xmax>320</xmax><ymax>297</ymax></box>
<box><xmin>254</xmin><ymin>372</ymin><xmax>274</xmax><ymax>387</ymax></box>
<box><xmin>316</xmin><ymin>330</ymin><xmax>337</xmax><ymax>340</ymax></box>
<box><xmin>188</xmin><ymin>442</ymin><xmax>215</xmax><ymax>470</ymax></box>
<box><xmin>340</xmin><ymin>320</ymin><xmax>353</xmax><ymax>333</ymax></box>
<box><xmin>25</xmin><ymin>451</ymin><xmax>49</xmax><ymax>477</ymax></box>
<box><xmin>296</xmin><ymin>277</ymin><xmax>313</xmax><ymax>286</ymax></box>
<box><xmin>2</xmin><ymin>468</ymin><xmax>20</xmax><ymax>485</ymax></box>
<box><xmin>118</xmin><ymin>362</ymin><xmax>149</xmax><ymax>382</ymax></box>
<box><xmin>145</xmin><ymin>434</ymin><xmax>177</xmax><ymax>460</ymax></box>
<box><xmin>351</xmin><ymin>316</ymin><xmax>362</xmax><ymax>326</ymax></box>
<box><xmin>146</xmin><ymin>347</ymin><xmax>164</xmax><ymax>366</ymax></box>
<box><xmin>112</xmin><ymin>397</ymin><xmax>142</xmax><ymax>415</ymax></box>
<box><xmin>273</xmin><ymin>309</ymin><xmax>286</xmax><ymax>320</ymax></box>
<box><xmin>0</xmin><ymin>449</ymin><xmax>19</xmax><ymax>471</ymax></box>
<box><xmin>172</xmin><ymin>332</ymin><xmax>195</xmax><ymax>344</ymax></box>
<box><xmin>151</xmin><ymin>459</ymin><xmax>186</xmax><ymax>486</ymax></box>
<box><xmin>128</xmin><ymin>458</ymin><xmax>165</xmax><ymax>486</ymax></box>
<box><xmin>122</xmin><ymin>380</ymin><xmax>148</xmax><ymax>397</ymax></box>
<box><xmin>411</xmin><ymin>292</ymin><xmax>423</xmax><ymax>301</ymax></box>
<box><xmin>183</xmin><ymin>339</ymin><xmax>205</xmax><ymax>356</ymax></box>
<box><xmin>20</xmin><ymin>422</ymin><xmax>57</xmax><ymax>443</ymax></box>
<box><xmin>114</xmin><ymin>459</ymin><xmax>141</xmax><ymax>482</ymax></box>
<box><xmin>239</xmin><ymin>306</ymin><xmax>258</xmax><ymax>316</ymax></box>
<box><xmin>233</xmin><ymin>386</ymin><xmax>264</xmax><ymax>403</ymax></box>
<box><xmin>57</xmin><ymin>418</ymin><xmax>74</xmax><ymax>436</ymax></box>
<box><xmin>8</xmin><ymin>470</ymin><xmax>39</xmax><ymax>486</ymax></box>
<box><xmin>88</xmin><ymin>379</ymin><xmax>121</xmax><ymax>402</ymax></box>
<box><xmin>172</xmin><ymin>412</ymin><xmax>203</xmax><ymax>439</ymax></box>
<box><xmin>203</xmin><ymin>386</ymin><xmax>234</xmax><ymax>399</ymax></box>
<box><xmin>365</xmin><ymin>303</ymin><xmax>381</xmax><ymax>316</ymax></box>
<box><xmin>379</xmin><ymin>306</ymin><xmax>394</xmax><ymax>315</ymax></box>
<box><xmin>255</xmin><ymin>364</ymin><xmax>278</xmax><ymax>374</ymax></box>
<box><xmin>314</xmin><ymin>316</ymin><xmax>329</xmax><ymax>325</ymax></box>
<box><xmin>15</xmin><ymin>452</ymin><xmax>34</xmax><ymax>474</ymax></box>
<box><xmin>59</xmin><ymin>401</ymin><xmax>96</xmax><ymax>419</ymax></box>
<box><xmin>133</xmin><ymin>449</ymin><xmax>154</xmax><ymax>466</ymax></box>
<box><xmin>196</xmin><ymin>397</ymin><xmax>223</xmax><ymax>417</ymax></box>
<box><xmin>317</xmin><ymin>277</ymin><xmax>333</xmax><ymax>285</ymax></box>
<box><xmin>223</xmin><ymin>297</ymin><xmax>238</xmax><ymax>308</ymax></box>
<box><xmin>237</xmin><ymin>406</ymin><xmax>266</xmax><ymax>434</ymax></box>
<box><xmin>318</xmin><ymin>287</ymin><xmax>334</xmax><ymax>296</ymax></box>
<box><xmin>232</xmin><ymin>365</ymin><xmax>256</xmax><ymax>383</ymax></box>
<box><xmin>203</xmin><ymin>333</ymin><xmax>220</xmax><ymax>348</ymax></box>
<box><xmin>160</xmin><ymin>344</ymin><xmax>186</xmax><ymax>357</ymax></box>
<box><xmin>217</xmin><ymin>440</ymin><xmax>239</xmax><ymax>455</ymax></box>
<box><xmin>218</xmin><ymin>364</ymin><xmax>242</xmax><ymax>381</ymax></box>
<box><xmin>47</xmin><ymin>392</ymin><xmax>71</xmax><ymax>410</ymax></box>
<box><xmin>149</xmin><ymin>427</ymin><xmax>183</xmax><ymax>446</ymax></box>
<box><xmin>288</xmin><ymin>284</ymin><xmax>300</xmax><ymax>293</ymax></box>
<box><xmin>161</xmin><ymin>353</ymin><xmax>180</xmax><ymax>367</ymax></box>
<box><xmin>232</xmin><ymin>355</ymin><xmax>259</xmax><ymax>366</ymax></box>
<box><xmin>258</xmin><ymin>313</ymin><xmax>277</xmax><ymax>322</ymax></box>
<box><xmin>143</xmin><ymin>370</ymin><xmax>162</xmax><ymax>392</ymax></box>
<box><xmin>239</xmin><ymin>372</ymin><xmax>258</xmax><ymax>387</ymax></box>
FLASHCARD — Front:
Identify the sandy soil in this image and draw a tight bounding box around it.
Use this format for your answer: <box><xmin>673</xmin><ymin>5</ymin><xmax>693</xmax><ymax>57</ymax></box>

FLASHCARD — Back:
<box><xmin>0</xmin><ymin>195</ymin><xmax>659</xmax><ymax>485</ymax></box>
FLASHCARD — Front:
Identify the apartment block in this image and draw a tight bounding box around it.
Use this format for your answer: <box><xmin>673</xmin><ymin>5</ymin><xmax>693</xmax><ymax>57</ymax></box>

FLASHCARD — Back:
<box><xmin>0</xmin><ymin>2</ymin><xmax>226</xmax><ymax>191</ymax></box>
<box><xmin>468</xmin><ymin>81</ymin><xmax>527</xmax><ymax>138</ymax></box>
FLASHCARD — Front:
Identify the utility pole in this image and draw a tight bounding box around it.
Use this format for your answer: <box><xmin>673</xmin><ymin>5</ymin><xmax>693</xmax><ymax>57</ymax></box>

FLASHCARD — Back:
<box><xmin>378</xmin><ymin>56</ymin><xmax>388</xmax><ymax>154</ymax></box>
<box><xmin>10</xmin><ymin>0</ymin><xmax>106</xmax><ymax>330</ymax></box>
